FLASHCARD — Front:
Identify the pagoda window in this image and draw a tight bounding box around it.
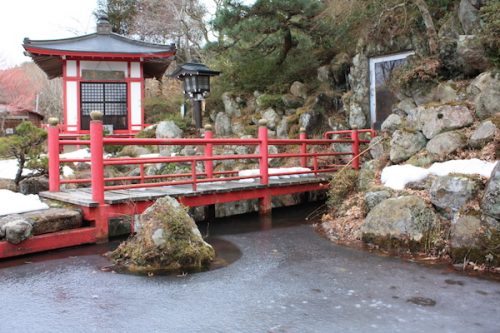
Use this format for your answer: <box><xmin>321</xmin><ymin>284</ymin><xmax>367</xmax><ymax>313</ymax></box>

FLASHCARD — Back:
<box><xmin>80</xmin><ymin>82</ymin><xmax>128</xmax><ymax>131</ymax></box>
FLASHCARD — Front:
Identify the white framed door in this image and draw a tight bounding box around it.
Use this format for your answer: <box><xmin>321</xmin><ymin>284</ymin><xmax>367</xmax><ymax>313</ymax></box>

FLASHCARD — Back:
<box><xmin>369</xmin><ymin>51</ymin><xmax>415</xmax><ymax>129</ymax></box>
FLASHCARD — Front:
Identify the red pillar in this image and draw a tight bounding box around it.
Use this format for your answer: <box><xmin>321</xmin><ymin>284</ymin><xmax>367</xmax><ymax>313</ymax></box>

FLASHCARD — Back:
<box><xmin>204</xmin><ymin>124</ymin><xmax>213</xmax><ymax>180</ymax></box>
<box><xmin>258</xmin><ymin>119</ymin><xmax>269</xmax><ymax>185</ymax></box>
<box><xmin>90</xmin><ymin>112</ymin><xmax>108</xmax><ymax>243</ymax></box>
<box><xmin>258</xmin><ymin>119</ymin><xmax>271</xmax><ymax>215</ymax></box>
<box><xmin>299</xmin><ymin>127</ymin><xmax>307</xmax><ymax>168</ymax></box>
<box><xmin>90</xmin><ymin>116</ymin><xmax>105</xmax><ymax>204</ymax></box>
<box><xmin>351</xmin><ymin>126</ymin><xmax>360</xmax><ymax>170</ymax></box>
<box><xmin>47</xmin><ymin>118</ymin><xmax>60</xmax><ymax>192</ymax></box>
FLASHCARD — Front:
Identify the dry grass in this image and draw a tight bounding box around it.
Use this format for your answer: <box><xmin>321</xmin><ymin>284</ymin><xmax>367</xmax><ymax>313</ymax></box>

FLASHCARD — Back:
<box><xmin>319</xmin><ymin>192</ymin><xmax>365</xmax><ymax>243</ymax></box>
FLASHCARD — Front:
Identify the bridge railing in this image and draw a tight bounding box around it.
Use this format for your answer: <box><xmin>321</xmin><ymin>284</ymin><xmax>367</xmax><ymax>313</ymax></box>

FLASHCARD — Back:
<box><xmin>47</xmin><ymin>116</ymin><xmax>375</xmax><ymax>204</ymax></box>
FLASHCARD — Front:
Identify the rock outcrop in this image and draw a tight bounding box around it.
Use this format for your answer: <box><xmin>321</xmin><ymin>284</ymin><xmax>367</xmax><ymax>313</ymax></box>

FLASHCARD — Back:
<box><xmin>362</xmin><ymin>196</ymin><xmax>439</xmax><ymax>243</ymax></box>
<box><xmin>109</xmin><ymin>196</ymin><xmax>215</xmax><ymax>272</ymax></box>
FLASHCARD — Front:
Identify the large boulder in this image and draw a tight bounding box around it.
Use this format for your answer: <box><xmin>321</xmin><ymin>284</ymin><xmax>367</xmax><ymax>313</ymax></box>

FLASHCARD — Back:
<box><xmin>426</xmin><ymin>131</ymin><xmax>466</xmax><ymax>157</ymax></box>
<box><xmin>254</xmin><ymin>145</ymin><xmax>280</xmax><ymax>167</ymax></box>
<box><xmin>409</xmin><ymin>104</ymin><xmax>473</xmax><ymax>139</ymax></box>
<box><xmin>429</xmin><ymin>175</ymin><xmax>480</xmax><ymax>213</ymax></box>
<box><xmin>281</xmin><ymin>94</ymin><xmax>304</xmax><ymax>109</ymax></box>
<box><xmin>369</xmin><ymin>136</ymin><xmax>390</xmax><ymax>160</ymax></box>
<box><xmin>450</xmin><ymin>214</ymin><xmax>482</xmax><ymax>249</ymax></box>
<box><xmin>276</xmin><ymin>118</ymin><xmax>288</xmax><ymax>139</ymax></box>
<box><xmin>261</xmin><ymin>108</ymin><xmax>280</xmax><ymax>130</ymax></box>
<box><xmin>156</xmin><ymin>120</ymin><xmax>183</xmax><ymax>139</ymax></box>
<box><xmin>19</xmin><ymin>176</ymin><xmax>49</xmax><ymax>195</ymax></box>
<box><xmin>362</xmin><ymin>196</ymin><xmax>439</xmax><ymax>247</ymax></box>
<box><xmin>290</xmin><ymin>81</ymin><xmax>307</xmax><ymax>99</ymax></box>
<box><xmin>474</xmin><ymin>87</ymin><xmax>500</xmax><ymax>120</ymax></box>
<box><xmin>381</xmin><ymin>114</ymin><xmax>402</xmax><ymax>134</ymax></box>
<box><xmin>0</xmin><ymin>215</ymin><xmax>32</xmax><ymax>244</ymax></box>
<box><xmin>434</xmin><ymin>82</ymin><xmax>459</xmax><ymax>103</ymax></box>
<box><xmin>348</xmin><ymin>101</ymin><xmax>366</xmax><ymax>129</ymax></box>
<box><xmin>221</xmin><ymin>92</ymin><xmax>241</xmax><ymax>117</ymax></box>
<box><xmin>469</xmin><ymin>120</ymin><xmax>497</xmax><ymax>148</ymax></box>
<box><xmin>450</xmin><ymin>213</ymin><xmax>499</xmax><ymax>266</ymax></box>
<box><xmin>482</xmin><ymin>162</ymin><xmax>500</xmax><ymax>219</ymax></box>
<box><xmin>109</xmin><ymin>196</ymin><xmax>215</xmax><ymax>272</ymax></box>
<box><xmin>456</xmin><ymin>35</ymin><xmax>489</xmax><ymax>77</ymax></box>
<box><xmin>23</xmin><ymin>208</ymin><xmax>82</xmax><ymax>235</ymax></box>
<box><xmin>156</xmin><ymin>121</ymin><xmax>183</xmax><ymax>156</ymax></box>
<box><xmin>390</xmin><ymin>130</ymin><xmax>427</xmax><ymax>163</ymax></box>
<box><xmin>458</xmin><ymin>0</ymin><xmax>481</xmax><ymax>34</ymax></box>
<box><xmin>214</xmin><ymin>112</ymin><xmax>232</xmax><ymax>137</ymax></box>
<box><xmin>364</xmin><ymin>190</ymin><xmax>392</xmax><ymax>211</ymax></box>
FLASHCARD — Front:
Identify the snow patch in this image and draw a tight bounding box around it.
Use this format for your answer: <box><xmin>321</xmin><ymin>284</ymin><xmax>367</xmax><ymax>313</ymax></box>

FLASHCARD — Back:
<box><xmin>238</xmin><ymin>167</ymin><xmax>313</xmax><ymax>183</ymax></box>
<box><xmin>0</xmin><ymin>190</ymin><xmax>49</xmax><ymax>216</ymax></box>
<box><xmin>381</xmin><ymin>165</ymin><xmax>430</xmax><ymax>190</ymax></box>
<box><xmin>428</xmin><ymin>159</ymin><xmax>496</xmax><ymax>178</ymax></box>
<box><xmin>381</xmin><ymin>159</ymin><xmax>498</xmax><ymax>190</ymax></box>
<box><xmin>0</xmin><ymin>159</ymin><xmax>33</xmax><ymax>180</ymax></box>
<box><xmin>59</xmin><ymin>148</ymin><xmax>91</xmax><ymax>159</ymax></box>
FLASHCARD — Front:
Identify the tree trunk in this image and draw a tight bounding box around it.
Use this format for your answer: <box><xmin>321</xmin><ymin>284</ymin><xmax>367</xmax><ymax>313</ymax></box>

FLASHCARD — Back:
<box><xmin>277</xmin><ymin>28</ymin><xmax>293</xmax><ymax>65</ymax></box>
<box><xmin>413</xmin><ymin>0</ymin><xmax>438</xmax><ymax>55</ymax></box>
<box><xmin>14</xmin><ymin>154</ymin><xmax>25</xmax><ymax>186</ymax></box>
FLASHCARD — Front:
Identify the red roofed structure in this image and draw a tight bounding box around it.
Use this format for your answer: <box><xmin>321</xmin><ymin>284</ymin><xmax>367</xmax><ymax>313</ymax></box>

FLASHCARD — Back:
<box><xmin>22</xmin><ymin>15</ymin><xmax>176</xmax><ymax>135</ymax></box>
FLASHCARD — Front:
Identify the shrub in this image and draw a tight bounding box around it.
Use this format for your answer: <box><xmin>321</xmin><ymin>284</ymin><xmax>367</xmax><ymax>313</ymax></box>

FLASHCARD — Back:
<box><xmin>327</xmin><ymin>168</ymin><xmax>358</xmax><ymax>210</ymax></box>
<box><xmin>0</xmin><ymin>122</ymin><xmax>47</xmax><ymax>185</ymax></box>
<box><xmin>480</xmin><ymin>2</ymin><xmax>500</xmax><ymax>68</ymax></box>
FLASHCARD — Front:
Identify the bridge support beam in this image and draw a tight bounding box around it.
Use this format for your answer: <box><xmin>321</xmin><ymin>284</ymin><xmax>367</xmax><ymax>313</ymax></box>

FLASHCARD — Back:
<box><xmin>259</xmin><ymin>193</ymin><xmax>272</xmax><ymax>216</ymax></box>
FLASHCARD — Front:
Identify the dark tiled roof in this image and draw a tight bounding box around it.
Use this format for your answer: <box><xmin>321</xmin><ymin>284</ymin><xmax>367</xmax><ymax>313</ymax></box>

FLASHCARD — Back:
<box><xmin>23</xmin><ymin>33</ymin><xmax>176</xmax><ymax>79</ymax></box>
<box><xmin>23</xmin><ymin>33</ymin><xmax>175</xmax><ymax>55</ymax></box>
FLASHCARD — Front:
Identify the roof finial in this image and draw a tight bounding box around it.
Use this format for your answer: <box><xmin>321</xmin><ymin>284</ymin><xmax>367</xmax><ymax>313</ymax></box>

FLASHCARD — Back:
<box><xmin>96</xmin><ymin>13</ymin><xmax>112</xmax><ymax>34</ymax></box>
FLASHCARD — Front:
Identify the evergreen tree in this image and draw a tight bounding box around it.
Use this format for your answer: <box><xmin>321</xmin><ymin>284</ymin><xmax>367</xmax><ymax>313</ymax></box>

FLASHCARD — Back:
<box><xmin>211</xmin><ymin>0</ymin><xmax>332</xmax><ymax>92</ymax></box>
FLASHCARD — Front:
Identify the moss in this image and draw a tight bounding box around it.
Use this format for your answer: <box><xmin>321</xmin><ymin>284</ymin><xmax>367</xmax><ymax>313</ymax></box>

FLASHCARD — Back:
<box><xmin>451</xmin><ymin>227</ymin><xmax>500</xmax><ymax>266</ymax></box>
<box><xmin>362</xmin><ymin>233</ymin><xmax>425</xmax><ymax>253</ymax></box>
<box><xmin>257</xmin><ymin>94</ymin><xmax>285</xmax><ymax>110</ymax></box>
<box><xmin>135</xmin><ymin>127</ymin><xmax>156</xmax><ymax>139</ymax></box>
<box><xmin>109</xmin><ymin>199</ymin><xmax>215</xmax><ymax>272</ymax></box>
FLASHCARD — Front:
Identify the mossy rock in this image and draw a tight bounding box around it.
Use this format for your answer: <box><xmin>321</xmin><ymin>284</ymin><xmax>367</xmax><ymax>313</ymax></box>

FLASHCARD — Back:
<box><xmin>361</xmin><ymin>195</ymin><xmax>441</xmax><ymax>253</ymax></box>
<box><xmin>450</xmin><ymin>220</ymin><xmax>499</xmax><ymax>266</ymax></box>
<box><xmin>109</xmin><ymin>196</ymin><xmax>215</xmax><ymax>272</ymax></box>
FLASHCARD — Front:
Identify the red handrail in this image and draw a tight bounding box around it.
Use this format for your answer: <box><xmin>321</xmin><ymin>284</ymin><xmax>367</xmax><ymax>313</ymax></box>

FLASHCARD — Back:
<box><xmin>47</xmin><ymin>120</ymin><xmax>374</xmax><ymax>200</ymax></box>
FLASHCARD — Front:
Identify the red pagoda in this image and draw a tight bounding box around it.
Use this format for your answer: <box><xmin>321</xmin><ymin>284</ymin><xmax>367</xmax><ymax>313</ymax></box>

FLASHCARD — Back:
<box><xmin>23</xmin><ymin>15</ymin><xmax>176</xmax><ymax>135</ymax></box>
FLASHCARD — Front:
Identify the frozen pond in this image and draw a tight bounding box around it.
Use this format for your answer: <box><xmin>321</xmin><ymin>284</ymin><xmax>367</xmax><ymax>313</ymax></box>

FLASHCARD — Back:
<box><xmin>0</xmin><ymin>204</ymin><xmax>499</xmax><ymax>333</ymax></box>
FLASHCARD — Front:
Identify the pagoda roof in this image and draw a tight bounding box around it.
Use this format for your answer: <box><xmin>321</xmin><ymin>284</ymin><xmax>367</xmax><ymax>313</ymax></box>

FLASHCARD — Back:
<box><xmin>22</xmin><ymin>18</ymin><xmax>176</xmax><ymax>79</ymax></box>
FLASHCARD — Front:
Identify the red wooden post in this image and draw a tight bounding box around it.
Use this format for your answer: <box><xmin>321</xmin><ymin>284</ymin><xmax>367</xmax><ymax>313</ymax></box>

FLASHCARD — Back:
<box><xmin>258</xmin><ymin>119</ymin><xmax>271</xmax><ymax>215</ymax></box>
<box><xmin>90</xmin><ymin>112</ymin><xmax>105</xmax><ymax>204</ymax></box>
<box><xmin>351</xmin><ymin>126</ymin><xmax>360</xmax><ymax>170</ymax></box>
<box><xmin>47</xmin><ymin>118</ymin><xmax>60</xmax><ymax>192</ymax></box>
<box><xmin>258</xmin><ymin>119</ymin><xmax>269</xmax><ymax>185</ymax></box>
<box><xmin>204</xmin><ymin>124</ymin><xmax>213</xmax><ymax>180</ymax></box>
<box><xmin>139</xmin><ymin>164</ymin><xmax>145</xmax><ymax>184</ymax></box>
<box><xmin>191</xmin><ymin>160</ymin><xmax>197</xmax><ymax>191</ymax></box>
<box><xmin>299</xmin><ymin>127</ymin><xmax>307</xmax><ymax>168</ymax></box>
<box><xmin>313</xmin><ymin>156</ymin><xmax>318</xmax><ymax>176</ymax></box>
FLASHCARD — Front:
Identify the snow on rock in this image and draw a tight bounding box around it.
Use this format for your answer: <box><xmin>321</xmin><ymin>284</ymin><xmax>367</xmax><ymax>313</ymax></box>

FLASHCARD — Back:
<box><xmin>238</xmin><ymin>167</ymin><xmax>313</xmax><ymax>183</ymax></box>
<box><xmin>381</xmin><ymin>165</ymin><xmax>430</xmax><ymax>190</ymax></box>
<box><xmin>0</xmin><ymin>190</ymin><xmax>49</xmax><ymax>216</ymax></box>
<box><xmin>428</xmin><ymin>159</ymin><xmax>497</xmax><ymax>178</ymax></box>
<box><xmin>381</xmin><ymin>159</ymin><xmax>498</xmax><ymax>190</ymax></box>
<box><xmin>0</xmin><ymin>159</ymin><xmax>33</xmax><ymax>180</ymax></box>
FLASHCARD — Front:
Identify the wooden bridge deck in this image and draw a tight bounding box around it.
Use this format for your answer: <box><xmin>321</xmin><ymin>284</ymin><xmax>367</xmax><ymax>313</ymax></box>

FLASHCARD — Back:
<box><xmin>39</xmin><ymin>176</ymin><xmax>331</xmax><ymax>208</ymax></box>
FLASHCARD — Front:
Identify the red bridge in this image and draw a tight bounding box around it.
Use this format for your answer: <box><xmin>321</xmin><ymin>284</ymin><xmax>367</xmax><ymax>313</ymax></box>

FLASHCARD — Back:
<box><xmin>0</xmin><ymin>118</ymin><xmax>375</xmax><ymax>259</ymax></box>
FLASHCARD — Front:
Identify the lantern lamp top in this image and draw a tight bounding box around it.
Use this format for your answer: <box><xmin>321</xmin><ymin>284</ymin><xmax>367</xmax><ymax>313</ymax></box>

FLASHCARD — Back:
<box><xmin>170</xmin><ymin>63</ymin><xmax>220</xmax><ymax>79</ymax></box>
